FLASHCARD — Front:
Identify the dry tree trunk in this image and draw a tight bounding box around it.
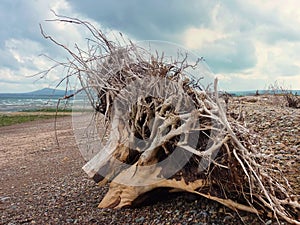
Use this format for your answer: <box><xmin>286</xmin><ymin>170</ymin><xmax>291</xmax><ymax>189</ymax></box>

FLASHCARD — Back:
<box><xmin>40</xmin><ymin>14</ymin><xmax>300</xmax><ymax>224</ymax></box>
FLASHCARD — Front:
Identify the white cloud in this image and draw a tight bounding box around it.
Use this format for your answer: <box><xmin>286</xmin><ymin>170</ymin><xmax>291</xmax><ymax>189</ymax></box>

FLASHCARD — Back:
<box><xmin>212</xmin><ymin>37</ymin><xmax>300</xmax><ymax>91</ymax></box>
<box><xmin>183</xmin><ymin>27</ymin><xmax>228</xmax><ymax>50</ymax></box>
<box><xmin>5</xmin><ymin>38</ymin><xmax>44</xmax><ymax>63</ymax></box>
<box><xmin>248</xmin><ymin>0</ymin><xmax>300</xmax><ymax>23</ymax></box>
<box><xmin>0</xmin><ymin>0</ymin><xmax>97</xmax><ymax>92</ymax></box>
<box><xmin>178</xmin><ymin>1</ymin><xmax>300</xmax><ymax>90</ymax></box>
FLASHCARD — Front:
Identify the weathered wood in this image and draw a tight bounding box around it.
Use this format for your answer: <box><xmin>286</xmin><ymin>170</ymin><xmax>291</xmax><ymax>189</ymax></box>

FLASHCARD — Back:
<box><xmin>41</xmin><ymin>15</ymin><xmax>300</xmax><ymax>224</ymax></box>
<box><xmin>98</xmin><ymin>165</ymin><xmax>208</xmax><ymax>209</ymax></box>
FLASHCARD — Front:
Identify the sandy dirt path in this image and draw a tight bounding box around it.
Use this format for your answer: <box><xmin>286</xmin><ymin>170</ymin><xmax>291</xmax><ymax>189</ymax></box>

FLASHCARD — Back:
<box><xmin>0</xmin><ymin>117</ymin><xmax>82</xmax><ymax>193</ymax></box>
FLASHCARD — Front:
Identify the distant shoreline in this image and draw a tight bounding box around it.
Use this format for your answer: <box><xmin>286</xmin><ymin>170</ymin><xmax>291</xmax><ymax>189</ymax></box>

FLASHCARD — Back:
<box><xmin>227</xmin><ymin>89</ymin><xmax>300</xmax><ymax>97</ymax></box>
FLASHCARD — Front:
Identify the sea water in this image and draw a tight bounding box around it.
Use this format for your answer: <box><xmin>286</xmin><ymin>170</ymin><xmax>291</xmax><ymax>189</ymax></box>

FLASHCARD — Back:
<box><xmin>0</xmin><ymin>94</ymin><xmax>70</xmax><ymax>112</ymax></box>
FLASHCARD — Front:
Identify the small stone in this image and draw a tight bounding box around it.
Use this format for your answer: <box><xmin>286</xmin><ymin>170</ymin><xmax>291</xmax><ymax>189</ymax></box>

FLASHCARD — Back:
<box><xmin>177</xmin><ymin>201</ymin><xmax>183</xmax><ymax>206</ymax></box>
<box><xmin>218</xmin><ymin>207</ymin><xmax>224</xmax><ymax>213</ymax></box>
<box><xmin>265</xmin><ymin>220</ymin><xmax>272</xmax><ymax>225</ymax></box>
<box><xmin>89</xmin><ymin>218</ymin><xmax>98</xmax><ymax>223</ymax></box>
<box><xmin>223</xmin><ymin>215</ymin><xmax>232</xmax><ymax>222</ymax></box>
<box><xmin>190</xmin><ymin>210</ymin><xmax>197</xmax><ymax>214</ymax></box>
<box><xmin>0</xmin><ymin>196</ymin><xmax>10</xmax><ymax>203</ymax></box>
<box><xmin>66</xmin><ymin>218</ymin><xmax>74</xmax><ymax>223</ymax></box>
<box><xmin>10</xmin><ymin>205</ymin><xmax>17</xmax><ymax>210</ymax></box>
<box><xmin>135</xmin><ymin>216</ymin><xmax>145</xmax><ymax>223</ymax></box>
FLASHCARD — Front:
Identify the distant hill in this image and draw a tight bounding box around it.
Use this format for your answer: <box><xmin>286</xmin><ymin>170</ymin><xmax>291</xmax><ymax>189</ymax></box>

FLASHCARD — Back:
<box><xmin>24</xmin><ymin>88</ymin><xmax>69</xmax><ymax>96</ymax></box>
<box><xmin>0</xmin><ymin>88</ymin><xmax>74</xmax><ymax>97</ymax></box>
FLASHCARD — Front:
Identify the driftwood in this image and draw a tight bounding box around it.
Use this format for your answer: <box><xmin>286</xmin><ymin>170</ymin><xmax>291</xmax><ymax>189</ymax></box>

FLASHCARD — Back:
<box><xmin>40</xmin><ymin>14</ymin><xmax>300</xmax><ymax>224</ymax></box>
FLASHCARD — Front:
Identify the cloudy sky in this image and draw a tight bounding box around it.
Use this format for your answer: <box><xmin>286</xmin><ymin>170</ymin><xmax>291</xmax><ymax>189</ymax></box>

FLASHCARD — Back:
<box><xmin>1</xmin><ymin>0</ymin><xmax>300</xmax><ymax>93</ymax></box>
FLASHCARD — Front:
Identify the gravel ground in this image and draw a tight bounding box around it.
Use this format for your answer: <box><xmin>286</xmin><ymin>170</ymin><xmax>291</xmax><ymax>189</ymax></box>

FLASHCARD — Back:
<box><xmin>0</xmin><ymin>96</ymin><xmax>299</xmax><ymax>225</ymax></box>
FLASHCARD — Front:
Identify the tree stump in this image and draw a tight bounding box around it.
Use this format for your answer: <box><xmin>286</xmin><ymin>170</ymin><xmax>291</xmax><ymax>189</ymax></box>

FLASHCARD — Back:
<box><xmin>41</xmin><ymin>15</ymin><xmax>300</xmax><ymax>224</ymax></box>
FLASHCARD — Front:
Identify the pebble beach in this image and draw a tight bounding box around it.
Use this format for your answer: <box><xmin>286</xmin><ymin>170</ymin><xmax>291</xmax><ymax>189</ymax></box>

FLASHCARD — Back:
<box><xmin>0</xmin><ymin>95</ymin><xmax>299</xmax><ymax>225</ymax></box>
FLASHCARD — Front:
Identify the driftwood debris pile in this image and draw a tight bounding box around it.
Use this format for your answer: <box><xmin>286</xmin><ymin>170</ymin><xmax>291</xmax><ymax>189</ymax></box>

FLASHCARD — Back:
<box><xmin>41</xmin><ymin>15</ymin><xmax>299</xmax><ymax>224</ymax></box>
